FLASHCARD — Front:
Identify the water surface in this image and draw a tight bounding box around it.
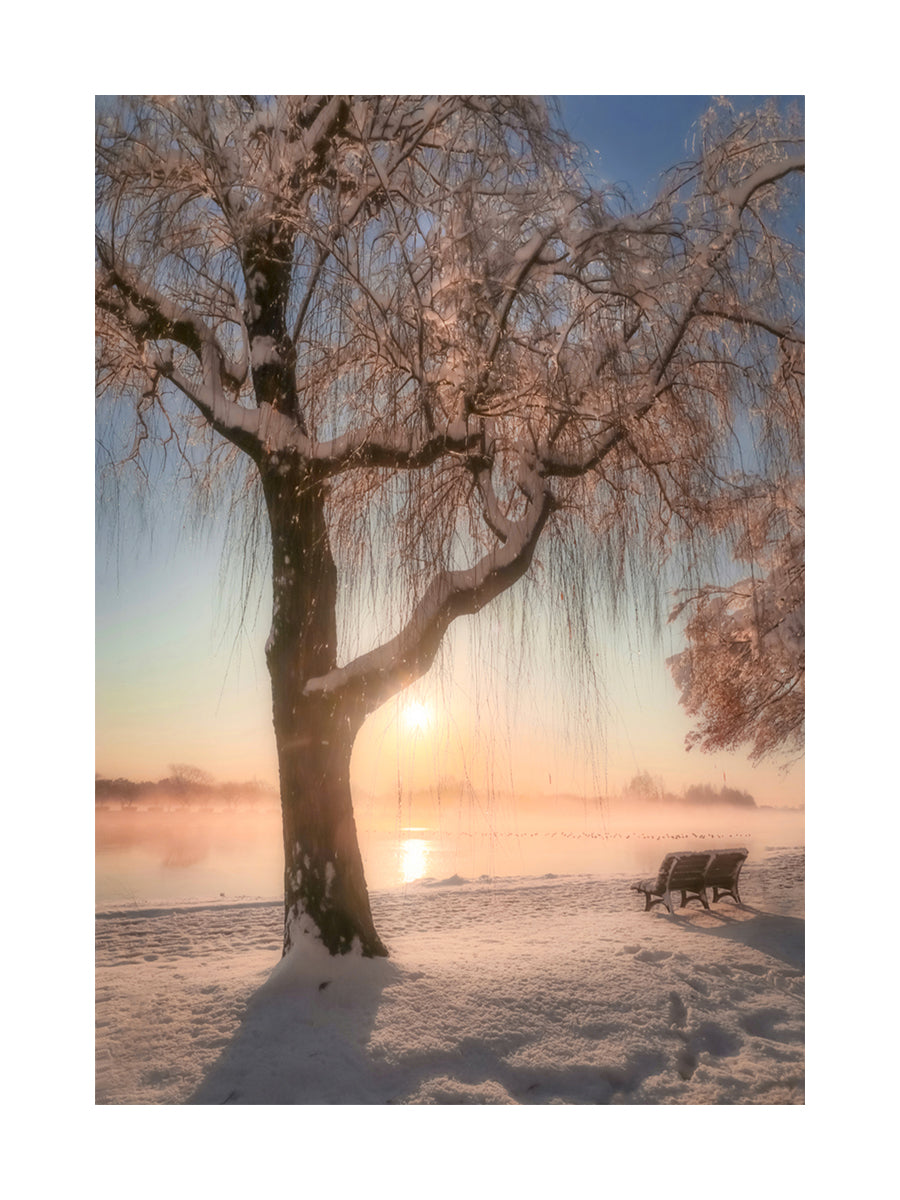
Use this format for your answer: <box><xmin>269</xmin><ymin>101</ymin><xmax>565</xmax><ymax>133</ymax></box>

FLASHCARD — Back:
<box><xmin>96</xmin><ymin>800</ymin><xmax>803</xmax><ymax>909</ymax></box>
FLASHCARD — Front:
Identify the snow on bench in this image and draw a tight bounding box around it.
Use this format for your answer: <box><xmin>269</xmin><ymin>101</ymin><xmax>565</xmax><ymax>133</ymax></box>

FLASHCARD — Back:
<box><xmin>632</xmin><ymin>848</ymin><xmax>748</xmax><ymax>914</ymax></box>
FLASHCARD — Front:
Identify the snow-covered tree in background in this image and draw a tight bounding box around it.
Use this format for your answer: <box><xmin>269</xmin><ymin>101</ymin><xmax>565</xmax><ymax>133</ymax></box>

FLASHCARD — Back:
<box><xmin>96</xmin><ymin>96</ymin><xmax>803</xmax><ymax>958</ymax></box>
<box><xmin>668</xmin><ymin>482</ymin><xmax>804</xmax><ymax>761</ymax></box>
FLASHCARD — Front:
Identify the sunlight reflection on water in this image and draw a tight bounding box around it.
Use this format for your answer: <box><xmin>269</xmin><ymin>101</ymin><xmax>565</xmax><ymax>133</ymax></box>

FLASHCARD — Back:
<box><xmin>400</xmin><ymin>838</ymin><xmax>429</xmax><ymax>883</ymax></box>
<box><xmin>95</xmin><ymin>804</ymin><xmax>804</xmax><ymax>907</ymax></box>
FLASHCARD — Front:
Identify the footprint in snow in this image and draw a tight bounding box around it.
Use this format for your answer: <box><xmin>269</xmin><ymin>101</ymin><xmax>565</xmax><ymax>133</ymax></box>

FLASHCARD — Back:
<box><xmin>668</xmin><ymin>992</ymin><xmax>688</xmax><ymax>1029</ymax></box>
<box><xmin>634</xmin><ymin>949</ymin><xmax>672</xmax><ymax>964</ymax></box>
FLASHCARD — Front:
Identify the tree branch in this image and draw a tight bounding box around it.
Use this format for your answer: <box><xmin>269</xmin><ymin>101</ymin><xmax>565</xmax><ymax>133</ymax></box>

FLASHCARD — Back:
<box><xmin>303</xmin><ymin>481</ymin><xmax>556</xmax><ymax>711</ymax></box>
<box><xmin>692</xmin><ymin>303</ymin><xmax>803</xmax><ymax>343</ymax></box>
<box><xmin>724</xmin><ymin>155</ymin><xmax>804</xmax><ymax>212</ymax></box>
<box><xmin>96</xmin><ymin>244</ymin><xmax>248</xmax><ymax>391</ymax></box>
<box><xmin>251</xmin><ymin>407</ymin><xmax>482</xmax><ymax>473</ymax></box>
<box><xmin>473</xmin><ymin>464</ymin><xmax>514</xmax><ymax>543</ymax></box>
<box><xmin>535</xmin><ymin>154</ymin><xmax>805</xmax><ymax>482</ymax></box>
<box><xmin>148</xmin><ymin>345</ymin><xmax>266</xmax><ymax>460</ymax></box>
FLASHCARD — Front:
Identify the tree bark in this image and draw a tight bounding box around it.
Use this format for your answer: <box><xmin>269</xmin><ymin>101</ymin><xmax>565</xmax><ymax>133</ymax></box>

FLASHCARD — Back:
<box><xmin>275</xmin><ymin>693</ymin><xmax>387</xmax><ymax>958</ymax></box>
<box><xmin>261</xmin><ymin>456</ymin><xmax>387</xmax><ymax>958</ymax></box>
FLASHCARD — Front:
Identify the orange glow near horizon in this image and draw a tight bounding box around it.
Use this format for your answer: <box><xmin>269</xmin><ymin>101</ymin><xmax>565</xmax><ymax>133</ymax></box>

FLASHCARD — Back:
<box><xmin>96</xmin><ymin>587</ymin><xmax>805</xmax><ymax>811</ymax></box>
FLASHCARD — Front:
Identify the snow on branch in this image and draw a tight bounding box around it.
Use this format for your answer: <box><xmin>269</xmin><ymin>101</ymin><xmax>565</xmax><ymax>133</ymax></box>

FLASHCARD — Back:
<box><xmin>248</xmin><ymin>407</ymin><xmax>481</xmax><ymax>472</ymax></box>
<box><xmin>668</xmin><ymin>490</ymin><xmax>804</xmax><ymax>761</ymax></box>
<box><xmin>148</xmin><ymin>345</ymin><xmax>265</xmax><ymax>461</ymax></box>
<box><xmin>97</xmin><ymin>96</ymin><xmax>804</xmax><ymax>722</ymax></box>
<box><xmin>691</xmin><ymin>302</ymin><xmax>804</xmax><ymax>343</ymax></box>
<box><xmin>97</xmin><ymin>249</ymin><xmax>260</xmax><ymax>455</ymax></box>
<box><xmin>303</xmin><ymin>479</ymin><xmax>556</xmax><ymax>712</ymax></box>
<box><xmin>724</xmin><ymin>155</ymin><xmax>805</xmax><ymax>212</ymax></box>
<box><xmin>99</xmin><ymin>244</ymin><xmax>486</xmax><ymax>471</ymax></box>
<box><xmin>97</xmin><ymin>248</ymin><xmax>246</xmax><ymax>388</ymax></box>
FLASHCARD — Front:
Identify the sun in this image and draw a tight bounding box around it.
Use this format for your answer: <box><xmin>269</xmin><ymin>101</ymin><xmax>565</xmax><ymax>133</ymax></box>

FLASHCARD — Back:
<box><xmin>402</xmin><ymin>700</ymin><xmax>431</xmax><ymax>733</ymax></box>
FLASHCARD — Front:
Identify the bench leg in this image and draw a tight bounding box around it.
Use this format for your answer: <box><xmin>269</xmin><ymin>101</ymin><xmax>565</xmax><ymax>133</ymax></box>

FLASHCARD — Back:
<box><xmin>712</xmin><ymin>886</ymin><xmax>743</xmax><ymax>906</ymax></box>
<box><xmin>664</xmin><ymin>890</ymin><xmax>674</xmax><ymax>914</ymax></box>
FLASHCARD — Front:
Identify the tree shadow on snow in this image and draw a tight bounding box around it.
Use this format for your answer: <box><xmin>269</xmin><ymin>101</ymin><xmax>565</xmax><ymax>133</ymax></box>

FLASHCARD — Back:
<box><xmin>188</xmin><ymin>942</ymin><xmax>403</xmax><ymax>1105</ymax></box>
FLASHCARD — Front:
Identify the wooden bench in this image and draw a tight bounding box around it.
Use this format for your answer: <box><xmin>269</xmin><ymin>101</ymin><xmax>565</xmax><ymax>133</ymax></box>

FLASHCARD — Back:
<box><xmin>632</xmin><ymin>848</ymin><xmax>748</xmax><ymax>914</ymax></box>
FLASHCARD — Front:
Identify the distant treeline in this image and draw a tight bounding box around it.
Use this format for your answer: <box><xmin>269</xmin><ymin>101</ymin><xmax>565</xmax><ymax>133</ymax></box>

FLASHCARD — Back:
<box><xmin>97</xmin><ymin>768</ymin><xmax>756</xmax><ymax>811</ymax></box>
<box><xmin>622</xmin><ymin>774</ymin><xmax>756</xmax><ymax>808</ymax></box>
<box><xmin>95</xmin><ymin>764</ymin><xmax>276</xmax><ymax>808</ymax></box>
<box><xmin>354</xmin><ymin>772</ymin><xmax>758</xmax><ymax>813</ymax></box>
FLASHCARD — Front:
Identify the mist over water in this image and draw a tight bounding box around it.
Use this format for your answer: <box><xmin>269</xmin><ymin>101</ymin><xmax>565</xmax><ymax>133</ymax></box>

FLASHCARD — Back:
<box><xmin>96</xmin><ymin>790</ymin><xmax>803</xmax><ymax>909</ymax></box>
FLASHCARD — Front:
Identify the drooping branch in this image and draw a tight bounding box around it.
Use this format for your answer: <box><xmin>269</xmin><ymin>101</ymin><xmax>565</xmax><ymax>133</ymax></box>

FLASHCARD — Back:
<box><xmin>96</xmin><ymin>246</ymin><xmax>248</xmax><ymax>392</ymax></box>
<box><xmin>534</xmin><ymin>152</ymin><xmax>805</xmax><ymax>482</ymax></box>
<box><xmin>691</xmin><ymin>303</ymin><xmax>804</xmax><ymax>343</ymax></box>
<box><xmin>99</xmin><ymin>252</ymin><xmax>485</xmax><ymax>470</ymax></box>
<box><xmin>724</xmin><ymin>155</ymin><xmax>804</xmax><ymax>212</ymax></box>
<box><xmin>473</xmin><ymin>464</ymin><xmax>515</xmax><ymax>543</ymax></box>
<box><xmin>251</xmin><ymin>406</ymin><xmax>483</xmax><ymax>473</ymax></box>
<box><xmin>303</xmin><ymin>478</ymin><xmax>556</xmax><ymax>712</ymax></box>
<box><xmin>148</xmin><ymin>345</ymin><xmax>266</xmax><ymax>461</ymax></box>
<box><xmin>97</xmin><ymin>244</ymin><xmax>264</xmax><ymax>460</ymax></box>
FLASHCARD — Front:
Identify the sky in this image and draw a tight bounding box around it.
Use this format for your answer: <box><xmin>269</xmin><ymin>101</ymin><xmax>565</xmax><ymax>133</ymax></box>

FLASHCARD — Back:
<box><xmin>94</xmin><ymin>95</ymin><xmax>805</xmax><ymax>808</ymax></box>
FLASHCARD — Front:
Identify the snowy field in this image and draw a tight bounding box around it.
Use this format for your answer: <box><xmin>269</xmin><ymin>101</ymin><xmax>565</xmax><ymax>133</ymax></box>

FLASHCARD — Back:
<box><xmin>96</xmin><ymin>846</ymin><xmax>803</xmax><ymax>1105</ymax></box>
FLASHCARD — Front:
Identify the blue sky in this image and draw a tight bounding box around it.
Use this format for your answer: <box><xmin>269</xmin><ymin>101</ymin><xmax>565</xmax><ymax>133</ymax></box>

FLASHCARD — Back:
<box><xmin>95</xmin><ymin>96</ymin><xmax>804</xmax><ymax>806</ymax></box>
<box><xmin>559</xmin><ymin>95</ymin><xmax>712</xmax><ymax>191</ymax></box>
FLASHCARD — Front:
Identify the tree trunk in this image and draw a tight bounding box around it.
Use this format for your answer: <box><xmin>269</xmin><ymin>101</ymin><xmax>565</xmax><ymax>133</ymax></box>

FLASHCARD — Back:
<box><xmin>275</xmin><ymin>694</ymin><xmax>387</xmax><ymax>958</ymax></box>
<box><xmin>261</xmin><ymin>457</ymin><xmax>387</xmax><ymax>958</ymax></box>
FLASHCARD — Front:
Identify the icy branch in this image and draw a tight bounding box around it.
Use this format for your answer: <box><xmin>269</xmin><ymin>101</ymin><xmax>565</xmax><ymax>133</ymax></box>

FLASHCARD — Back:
<box><xmin>252</xmin><ymin>408</ymin><xmax>481</xmax><ymax>473</ymax></box>
<box><xmin>474</xmin><ymin>466</ymin><xmax>514</xmax><ymax>543</ymax></box>
<box><xmin>303</xmin><ymin>483</ymin><xmax>555</xmax><ymax>711</ymax></box>
<box><xmin>148</xmin><ymin>345</ymin><xmax>265</xmax><ymax>459</ymax></box>
<box><xmin>692</xmin><ymin>303</ymin><xmax>804</xmax><ymax>343</ymax></box>
<box><xmin>724</xmin><ymin>155</ymin><xmax>805</xmax><ymax>212</ymax></box>
<box><xmin>97</xmin><ymin>247</ymin><xmax>248</xmax><ymax>391</ymax></box>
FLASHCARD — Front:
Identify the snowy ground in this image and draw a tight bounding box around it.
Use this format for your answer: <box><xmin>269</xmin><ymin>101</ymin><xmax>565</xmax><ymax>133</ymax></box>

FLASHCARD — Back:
<box><xmin>96</xmin><ymin>849</ymin><xmax>803</xmax><ymax>1104</ymax></box>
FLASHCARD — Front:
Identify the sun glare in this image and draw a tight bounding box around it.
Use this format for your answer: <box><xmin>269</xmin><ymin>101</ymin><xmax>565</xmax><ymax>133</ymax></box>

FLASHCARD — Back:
<box><xmin>401</xmin><ymin>838</ymin><xmax>428</xmax><ymax>883</ymax></box>
<box><xmin>402</xmin><ymin>700</ymin><xmax>431</xmax><ymax>733</ymax></box>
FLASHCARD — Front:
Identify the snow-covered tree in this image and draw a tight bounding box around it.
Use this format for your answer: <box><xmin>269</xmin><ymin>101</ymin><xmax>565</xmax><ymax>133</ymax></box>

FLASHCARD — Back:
<box><xmin>96</xmin><ymin>96</ymin><xmax>804</xmax><ymax>957</ymax></box>
<box><xmin>668</xmin><ymin>483</ymin><xmax>804</xmax><ymax>761</ymax></box>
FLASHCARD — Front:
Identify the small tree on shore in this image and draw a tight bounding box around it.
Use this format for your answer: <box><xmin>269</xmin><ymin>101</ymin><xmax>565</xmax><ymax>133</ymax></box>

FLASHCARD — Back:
<box><xmin>96</xmin><ymin>96</ymin><xmax>803</xmax><ymax>957</ymax></box>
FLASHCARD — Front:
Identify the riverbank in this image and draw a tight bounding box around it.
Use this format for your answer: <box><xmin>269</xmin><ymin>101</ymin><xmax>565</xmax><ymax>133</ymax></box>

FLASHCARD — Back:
<box><xmin>96</xmin><ymin>850</ymin><xmax>803</xmax><ymax>1104</ymax></box>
